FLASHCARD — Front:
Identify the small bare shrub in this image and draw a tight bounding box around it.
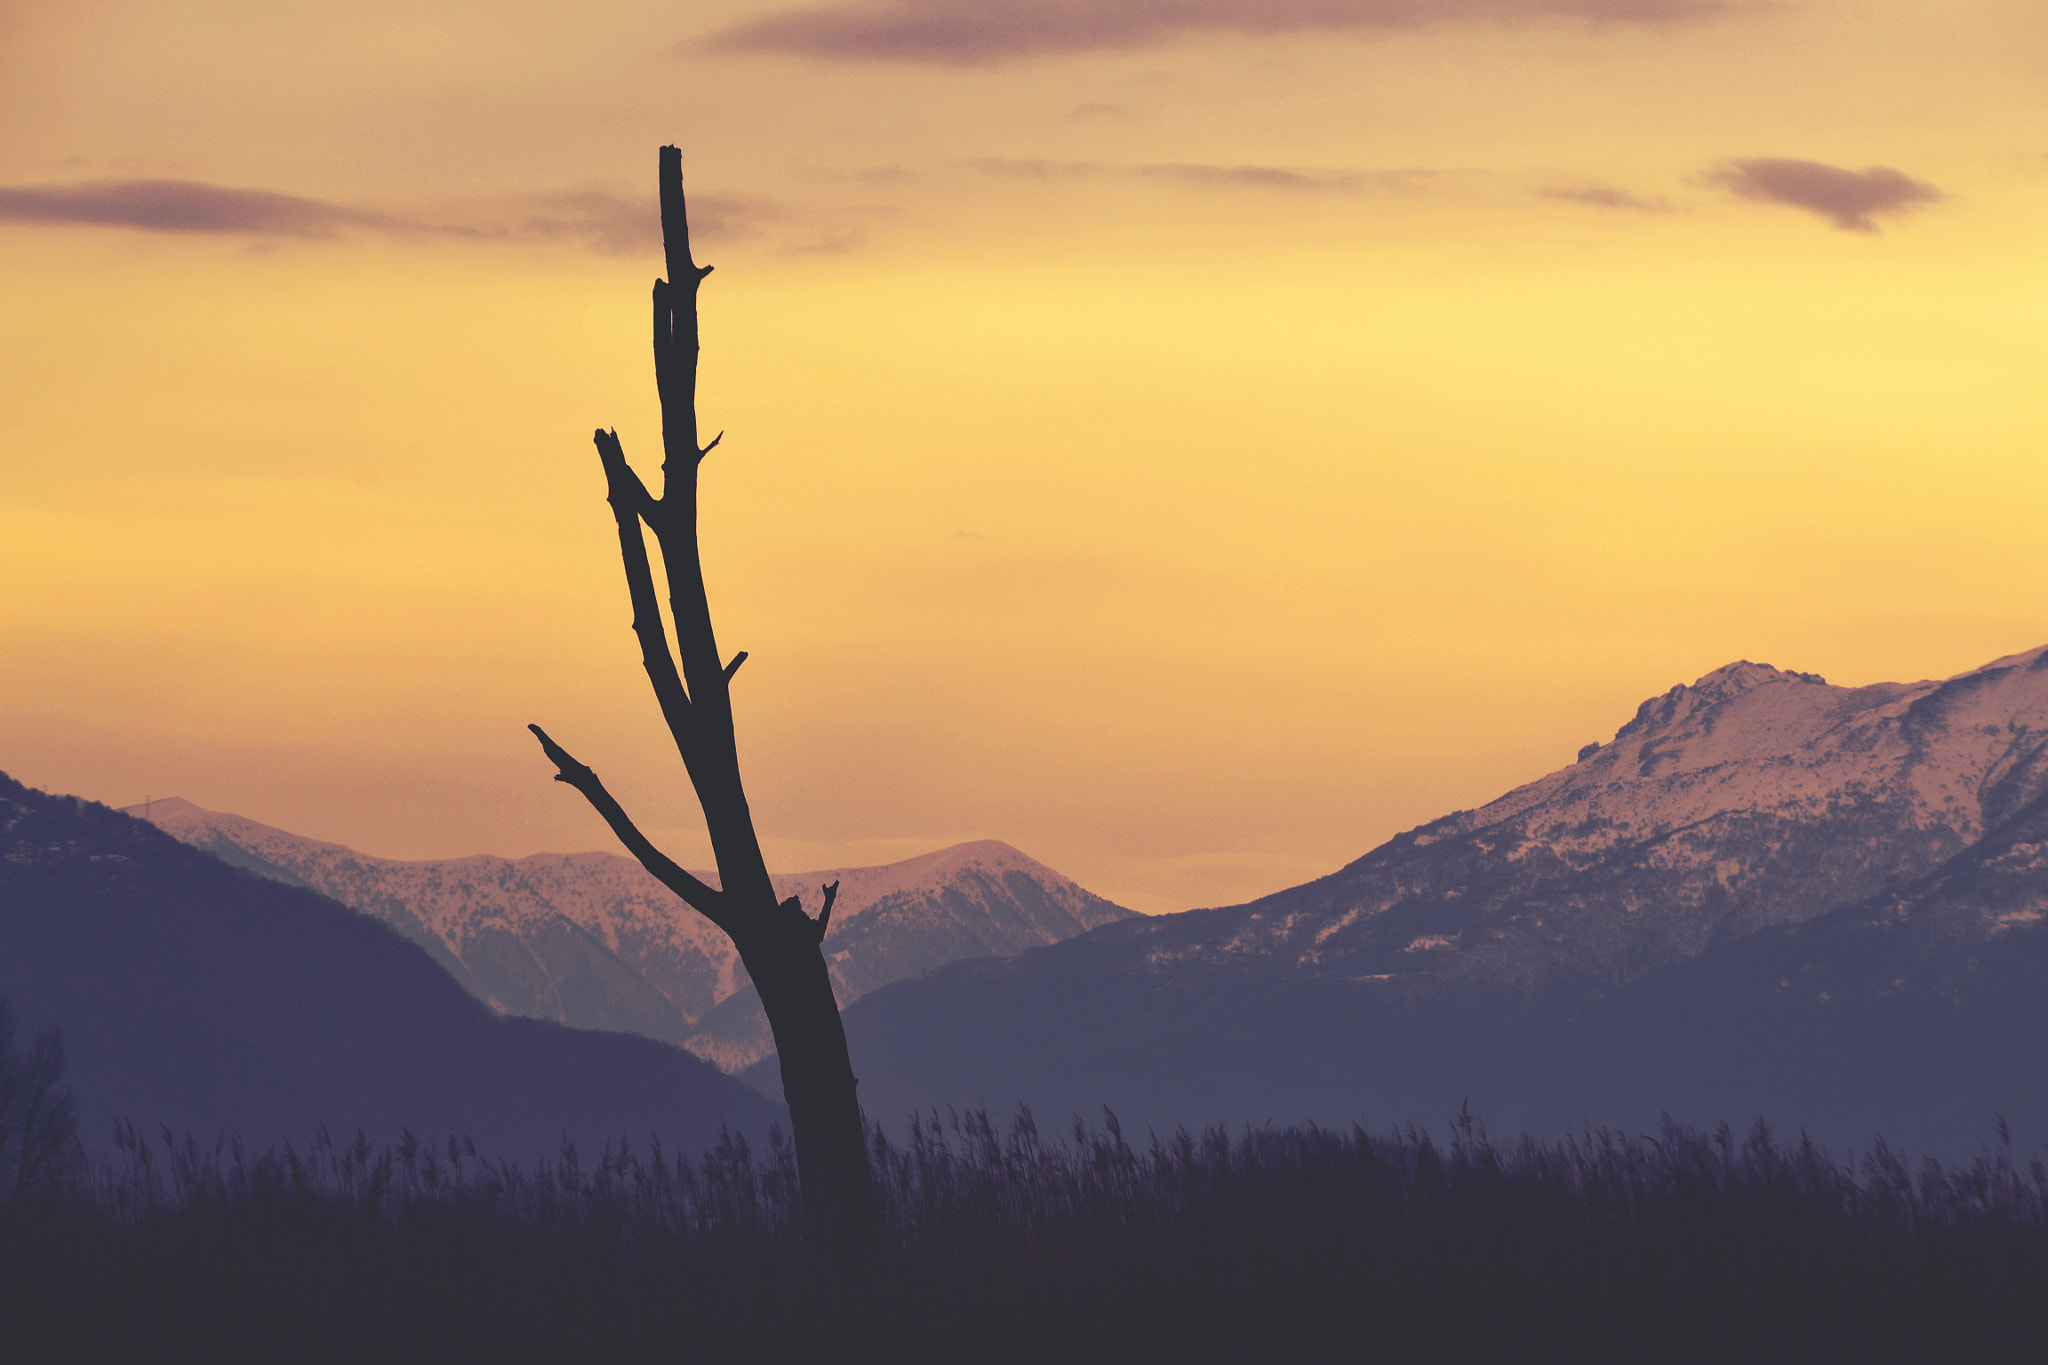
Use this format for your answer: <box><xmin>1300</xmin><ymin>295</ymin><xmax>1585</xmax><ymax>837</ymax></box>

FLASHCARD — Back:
<box><xmin>0</xmin><ymin>1000</ymin><xmax>80</xmax><ymax>1220</ymax></box>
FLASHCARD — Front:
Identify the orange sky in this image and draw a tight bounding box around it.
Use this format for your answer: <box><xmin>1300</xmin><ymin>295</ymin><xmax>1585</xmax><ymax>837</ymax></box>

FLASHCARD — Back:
<box><xmin>5</xmin><ymin>0</ymin><xmax>2047</xmax><ymax>912</ymax></box>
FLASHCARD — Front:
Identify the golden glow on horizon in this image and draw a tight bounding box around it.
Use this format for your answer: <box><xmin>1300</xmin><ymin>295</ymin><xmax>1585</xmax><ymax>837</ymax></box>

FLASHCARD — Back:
<box><xmin>4</xmin><ymin>0</ymin><xmax>2047</xmax><ymax>912</ymax></box>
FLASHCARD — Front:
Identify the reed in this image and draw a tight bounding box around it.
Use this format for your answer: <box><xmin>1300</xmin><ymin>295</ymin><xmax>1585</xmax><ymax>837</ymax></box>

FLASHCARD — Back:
<box><xmin>3</xmin><ymin>1107</ymin><xmax>2044</xmax><ymax>1363</ymax></box>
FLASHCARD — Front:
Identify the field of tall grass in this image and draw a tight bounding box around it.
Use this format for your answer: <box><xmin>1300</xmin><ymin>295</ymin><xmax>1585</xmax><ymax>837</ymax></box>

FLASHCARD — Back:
<box><xmin>4</xmin><ymin>1105</ymin><xmax>2046</xmax><ymax>1363</ymax></box>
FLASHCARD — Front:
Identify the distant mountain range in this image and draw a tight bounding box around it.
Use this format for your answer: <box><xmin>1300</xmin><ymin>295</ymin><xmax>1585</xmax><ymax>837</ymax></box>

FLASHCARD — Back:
<box><xmin>130</xmin><ymin>800</ymin><xmax>1131</xmax><ymax>1072</ymax></box>
<box><xmin>815</xmin><ymin>644</ymin><xmax>2048</xmax><ymax>1154</ymax></box>
<box><xmin>19</xmin><ymin>642</ymin><xmax>2045</xmax><ymax>1157</ymax></box>
<box><xmin>0</xmin><ymin>773</ymin><xmax>781</xmax><ymax>1160</ymax></box>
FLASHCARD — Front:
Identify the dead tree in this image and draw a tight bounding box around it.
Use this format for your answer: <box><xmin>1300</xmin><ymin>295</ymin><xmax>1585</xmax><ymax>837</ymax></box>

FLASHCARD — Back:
<box><xmin>530</xmin><ymin>146</ymin><xmax>877</xmax><ymax>1237</ymax></box>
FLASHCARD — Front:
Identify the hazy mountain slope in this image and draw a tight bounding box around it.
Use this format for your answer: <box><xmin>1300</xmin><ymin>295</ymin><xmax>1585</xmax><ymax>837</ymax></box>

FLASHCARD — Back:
<box><xmin>132</xmin><ymin>801</ymin><xmax>1132</xmax><ymax>1071</ymax></box>
<box><xmin>811</xmin><ymin>645</ymin><xmax>2048</xmax><ymax>1153</ymax></box>
<box><xmin>0</xmin><ymin>773</ymin><xmax>783</xmax><ymax>1160</ymax></box>
<box><xmin>1554</xmin><ymin>771</ymin><xmax>2048</xmax><ymax>1148</ymax></box>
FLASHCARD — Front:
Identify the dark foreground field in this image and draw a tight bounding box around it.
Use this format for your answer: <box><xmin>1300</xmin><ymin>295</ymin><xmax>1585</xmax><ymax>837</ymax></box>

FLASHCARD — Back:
<box><xmin>4</xmin><ymin>1110</ymin><xmax>2046</xmax><ymax>1364</ymax></box>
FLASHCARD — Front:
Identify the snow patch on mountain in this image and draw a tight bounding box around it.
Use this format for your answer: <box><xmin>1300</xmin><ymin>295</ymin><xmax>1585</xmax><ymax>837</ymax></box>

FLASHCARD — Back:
<box><xmin>1449</xmin><ymin>646</ymin><xmax>2048</xmax><ymax>857</ymax></box>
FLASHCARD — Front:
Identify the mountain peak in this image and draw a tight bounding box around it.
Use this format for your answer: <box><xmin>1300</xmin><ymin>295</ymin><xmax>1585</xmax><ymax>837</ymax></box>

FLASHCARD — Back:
<box><xmin>127</xmin><ymin>795</ymin><xmax>205</xmax><ymax>821</ymax></box>
<box><xmin>1614</xmin><ymin>659</ymin><xmax>1830</xmax><ymax>741</ymax></box>
<box><xmin>1690</xmin><ymin>660</ymin><xmax>1827</xmax><ymax>696</ymax></box>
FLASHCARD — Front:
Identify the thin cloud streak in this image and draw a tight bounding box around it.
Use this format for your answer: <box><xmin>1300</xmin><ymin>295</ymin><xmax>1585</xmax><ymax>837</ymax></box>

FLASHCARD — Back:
<box><xmin>504</xmin><ymin>191</ymin><xmax>663</xmax><ymax>254</ymax></box>
<box><xmin>1706</xmin><ymin>158</ymin><xmax>1945</xmax><ymax>234</ymax></box>
<box><xmin>696</xmin><ymin>0</ymin><xmax>1736</xmax><ymax>65</ymax></box>
<box><xmin>1537</xmin><ymin>183</ymin><xmax>1673</xmax><ymax>212</ymax></box>
<box><xmin>967</xmin><ymin>157</ymin><xmax>1434</xmax><ymax>193</ymax></box>
<box><xmin>1067</xmin><ymin>102</ymin><xmax>1140</xmax><ymax>122</ymax></box>
<box><xmin>503</xmin><ymin>191</ymin><xmax>777</xmax><ymax>254</ymax></box>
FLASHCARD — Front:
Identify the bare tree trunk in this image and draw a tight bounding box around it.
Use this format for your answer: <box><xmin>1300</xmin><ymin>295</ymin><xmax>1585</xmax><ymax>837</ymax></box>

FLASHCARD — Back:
<box><xmin>530</xmin><ymin>145</ymin><xmax>878</xmax><ymax>1240</ymax></box>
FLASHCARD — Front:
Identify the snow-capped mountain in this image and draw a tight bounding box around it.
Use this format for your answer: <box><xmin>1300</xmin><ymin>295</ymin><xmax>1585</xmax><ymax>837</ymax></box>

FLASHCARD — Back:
<box><xmin>1068</xmin><ymin>643</ymin><xmax>2048</xmax><ymax>998</ymax></box>
<box><xmin>129</xmin><ymin>800</ymin><xmax>1131</xmax><ymax>1071</ymax></box>
<box><xmin>825</xmin><ymin>643</ymin><xmax>2048</xmax><ymax>1150</ymax></box>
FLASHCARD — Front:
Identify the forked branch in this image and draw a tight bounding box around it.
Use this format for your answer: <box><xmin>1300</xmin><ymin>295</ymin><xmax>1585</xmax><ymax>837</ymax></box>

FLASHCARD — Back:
<box><xmin>814</xmin><ymin>880</ymin><xmax>841</xmax><ymax>942</ymax></box>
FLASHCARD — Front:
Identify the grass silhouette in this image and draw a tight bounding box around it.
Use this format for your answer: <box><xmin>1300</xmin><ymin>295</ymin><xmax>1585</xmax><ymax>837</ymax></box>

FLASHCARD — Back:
<box><xmin>3</xmin><ymin>1107</ymin><xmax>2045</xmax><ymax>1362</ymax></box>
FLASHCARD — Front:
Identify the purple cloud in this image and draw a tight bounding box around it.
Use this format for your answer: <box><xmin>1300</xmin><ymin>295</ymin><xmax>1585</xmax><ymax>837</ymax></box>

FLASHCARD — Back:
<box><xmin>0</xmin><ymin>178</ymin><xmax>781</xmax><ymax>252</ymax></box>
<box><xmin>695</xmin><ymin>0</ymin><xmax>1734</xmax><ymax>65</ymax></box>
<box><xmin>0</xmin><ymin>179</ymin><xmax>397</xmax><ymax>236</ymax></box>
<box><xmin>1707</xmin><ymin>158</ymin><xmax>1945</xmax><ymax>233</ymax></box>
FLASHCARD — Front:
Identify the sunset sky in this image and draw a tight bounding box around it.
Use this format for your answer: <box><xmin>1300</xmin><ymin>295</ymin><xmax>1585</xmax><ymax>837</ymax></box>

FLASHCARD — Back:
<box><xmin>4</xmin><ymin>0</ymin><xmax>2046</xmax><ymax>913</ymax></box>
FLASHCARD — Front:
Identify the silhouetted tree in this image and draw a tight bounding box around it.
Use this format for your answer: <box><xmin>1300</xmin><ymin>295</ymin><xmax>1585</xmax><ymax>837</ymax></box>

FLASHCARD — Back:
<box><xmin>0</xmin><ymin>1000</ymin><xmax>78</xmax><ymax>1219</ymax></box>
<box><xmin>530</xmin><ymin>146</ymin><xmax>877</xmax><ymax>1238</ymax></box>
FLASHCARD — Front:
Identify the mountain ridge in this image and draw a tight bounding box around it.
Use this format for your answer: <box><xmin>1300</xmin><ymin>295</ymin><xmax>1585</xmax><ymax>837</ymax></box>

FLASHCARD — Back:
<box><xmin>129</xmin><ymin>800</ymin><xmax>1133</xmax><ymax>1071</ymax></box>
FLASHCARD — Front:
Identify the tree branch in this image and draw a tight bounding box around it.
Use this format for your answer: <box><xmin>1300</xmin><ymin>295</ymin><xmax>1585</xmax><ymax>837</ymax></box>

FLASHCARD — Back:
<box><xmin>592</xmin><ymin>428</ymin><xmax>696</xmax><ymax>738</ymax></box>
<box><xmin>526</xmin><ymin>723</ymin><xmax>732</xmax><ymax>933</ymax></box>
